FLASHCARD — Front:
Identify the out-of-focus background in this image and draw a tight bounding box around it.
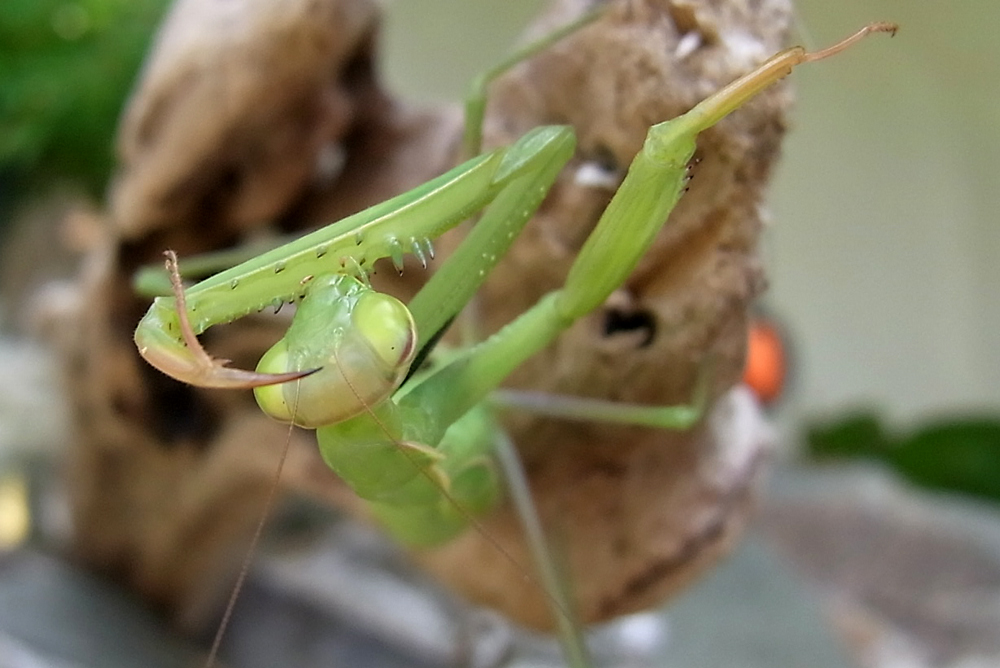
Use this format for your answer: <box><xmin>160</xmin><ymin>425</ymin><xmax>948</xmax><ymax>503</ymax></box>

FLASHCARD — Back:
<box><xmin>1</xmin><ymin>0</ymin><xmax>998</xmax><ymax>667</ymax></box>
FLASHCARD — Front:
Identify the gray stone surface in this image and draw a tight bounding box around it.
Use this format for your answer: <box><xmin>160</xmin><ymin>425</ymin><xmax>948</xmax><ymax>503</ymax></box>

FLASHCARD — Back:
<box><xmin>760</xmin><ymin>465</ymin><xmax>1000</xmax><ymax>668</ymax></box>
<box><xmin>665</xmin><ymin>538</ymin><xmax>855</xmax><ymax>668</ymax></box>
<box><xmin>0</xmin><ymin>550</ymin><xmax>202</xmax><ymax>668</ymax></box>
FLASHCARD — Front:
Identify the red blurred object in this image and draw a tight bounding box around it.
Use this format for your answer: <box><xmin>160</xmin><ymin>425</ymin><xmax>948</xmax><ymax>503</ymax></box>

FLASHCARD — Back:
<box><xmin>743</xmin><ymin>319</ymin><xmax>786</xmax><ymax>405</ymax></box>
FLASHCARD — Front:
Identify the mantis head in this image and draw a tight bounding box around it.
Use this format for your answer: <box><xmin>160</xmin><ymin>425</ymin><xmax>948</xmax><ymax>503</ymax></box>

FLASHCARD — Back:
<box><xmin>254</xmin><ymin>274</ymin><xmax>417</xmax><ymax>428</ymax></box>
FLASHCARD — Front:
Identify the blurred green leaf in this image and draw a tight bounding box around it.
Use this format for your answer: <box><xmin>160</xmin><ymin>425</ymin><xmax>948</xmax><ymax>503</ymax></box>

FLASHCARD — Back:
<box><xmin>805</xmin><ymin>412</ymin><xmax>886</xmax><ymax>460</ymax></box>
<box><xmin>807</xmin><ymin>412</ymin><xmax>1000</xmax><ymax>503</ymax></box>
<box><xmin>0</xmin><ymin>0</ymin><xmax>168</xmax><ymax>200</ymax></box>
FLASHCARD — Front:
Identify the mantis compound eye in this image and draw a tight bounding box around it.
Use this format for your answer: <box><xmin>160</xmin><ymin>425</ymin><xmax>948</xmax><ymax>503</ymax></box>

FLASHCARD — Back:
<box><xmin>253</xmin><ymin>339</ymin><xmax>295</xmax><ymax>423</ymax></box>
<box><xmin>351</xmin><ymin>292</ymin><xmax>417</xmax><ymax>371</ymax></box>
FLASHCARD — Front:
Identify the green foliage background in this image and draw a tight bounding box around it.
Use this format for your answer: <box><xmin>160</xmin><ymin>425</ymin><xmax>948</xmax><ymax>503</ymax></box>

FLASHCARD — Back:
<box><xmin>808</xmin><ymin>414</ymin><xmax>1000</xmax><ymax>503</ymax></box>
<box><xmin>0</xmin><ymin>0</ymin><xmax>167</xmax><ymax>203</ymax></box>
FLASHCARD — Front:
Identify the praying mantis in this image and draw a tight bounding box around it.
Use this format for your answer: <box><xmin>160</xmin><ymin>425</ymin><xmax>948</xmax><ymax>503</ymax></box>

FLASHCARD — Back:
<box><xmin>130</xmin><ymin>6</ymin><xmax>895</xmax><ymax>665</ymax></box>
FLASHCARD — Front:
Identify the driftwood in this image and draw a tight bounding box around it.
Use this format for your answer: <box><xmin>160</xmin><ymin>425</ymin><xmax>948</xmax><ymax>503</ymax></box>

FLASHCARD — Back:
<box><xmin>49</xmin><ymin>0</ymin><xmax>790</xmax><ymax>632</ymax></box>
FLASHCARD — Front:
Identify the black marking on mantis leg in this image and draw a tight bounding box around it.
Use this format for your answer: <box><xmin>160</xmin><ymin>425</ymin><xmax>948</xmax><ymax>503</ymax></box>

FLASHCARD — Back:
<box><xmin>409</xmin><ymin>236</ymin><xmax>434</xmax><ymax>269</ymax></box>
<box><xmin>387</xmin><ymin>236</ymin><xmax>406</xmax><ymax>274</ymax></box>
<box><xmin>340</xmin><ymin>255</ymin><xmax>369</xmax><ymax>285</ymax></box>
<box><xmin>402</xmin><ymin>314</ymin><xmax>456</xmax><ymax>386</ymax></box>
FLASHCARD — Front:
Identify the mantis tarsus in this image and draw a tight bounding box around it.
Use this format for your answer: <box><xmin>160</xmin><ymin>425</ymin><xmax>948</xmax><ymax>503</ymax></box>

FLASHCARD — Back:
<box><xmin>133</xmin><ymin>10</ymin><xmax>896</xmax><ymax>666</ymax></box>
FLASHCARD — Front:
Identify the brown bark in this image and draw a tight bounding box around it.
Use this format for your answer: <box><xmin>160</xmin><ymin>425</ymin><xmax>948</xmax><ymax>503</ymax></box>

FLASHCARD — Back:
<box><xmin>48</xmin><ymin>0</ymin><xmax>789</xmax><ymax>632</ymax></box>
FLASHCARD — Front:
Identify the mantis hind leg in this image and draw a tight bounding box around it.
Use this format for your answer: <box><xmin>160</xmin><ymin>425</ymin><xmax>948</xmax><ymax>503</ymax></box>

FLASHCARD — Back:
<box><xmin>489</xmin><ymin>358</ymin><xmax>713</xmax><ymax>430</ymax></box>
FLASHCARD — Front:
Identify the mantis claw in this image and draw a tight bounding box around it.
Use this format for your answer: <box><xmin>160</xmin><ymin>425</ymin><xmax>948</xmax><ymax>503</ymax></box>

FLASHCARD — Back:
<box><xmin>134</xmin><ymin>251</ymin><xmax>320</xmax><ymax>389</ymax></box>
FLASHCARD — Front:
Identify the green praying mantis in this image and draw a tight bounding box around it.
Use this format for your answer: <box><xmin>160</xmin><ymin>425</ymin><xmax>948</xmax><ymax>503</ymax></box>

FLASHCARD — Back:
<box><xmin>132</xmin><ymin>8</ymin><xmax>895</xmax><ymax>665</ymax></box>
